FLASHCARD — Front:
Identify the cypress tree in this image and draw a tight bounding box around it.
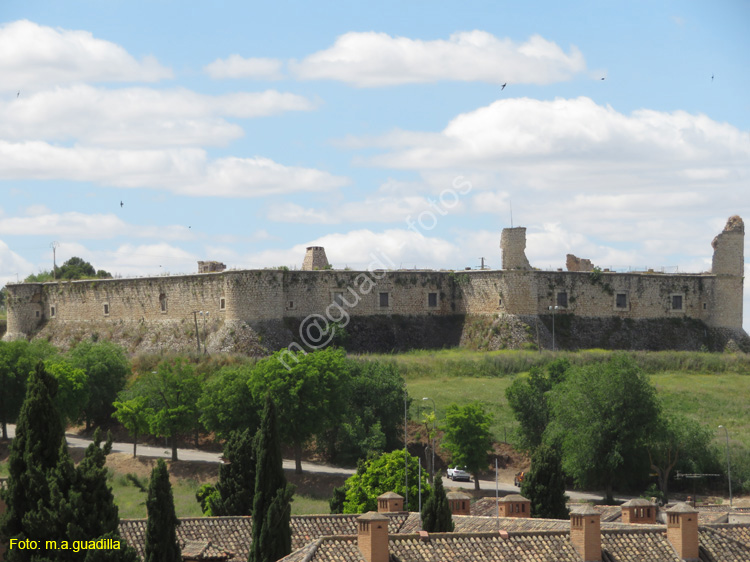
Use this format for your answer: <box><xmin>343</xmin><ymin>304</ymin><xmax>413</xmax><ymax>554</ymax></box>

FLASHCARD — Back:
<box><xmin>210</xmin><ymin>428</ymin><xmax>257</xmax><ymax>516</ymax></box>
<box><xmin>144</xmin><ymin>459</ymin><xmax>181</xmax><ymax>562</ymax></box>
<box><xmin>0</xmin><ymin>362</ymin><xmax>66</xmax><ymax>561</ymax></box>
<box><xmin>521</xmin><ymin>444</ymin><xmax>569</xmax><ymax>519</ymax></box>
<box><xmin>421</xmin><ymin>475</ymin><xmax>454</xmax><ymax>532</ymax></box>
<box><xmin>249</xmin><ymin>396</ymin><xmax>294</xmax><ymax>562</ymax></box>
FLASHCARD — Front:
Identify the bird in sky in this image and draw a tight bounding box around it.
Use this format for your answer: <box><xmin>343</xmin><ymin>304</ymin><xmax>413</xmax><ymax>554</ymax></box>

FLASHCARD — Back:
<box><xmin>120</xmin><ymin>201</ymin><xmax>124</xmax><ymax>208</ymax></box>
<box><xmin>17</xmin><ymin>91</ymin><xmax>20</xmax><ymax>97</ymax></box>
<box><xmin>501</xmin><ymin>83</ymin><xmax>507</xmax><ymax>90</ymax></box>
<box><xmin>712</xmin><ymin>74</ymin><xmax>714</xmax><ymax>81</ymax></box>
<box><xmin>601</xmin><ymin>77</ymin><xmax>605</xmax><ymax>80</ymax></box>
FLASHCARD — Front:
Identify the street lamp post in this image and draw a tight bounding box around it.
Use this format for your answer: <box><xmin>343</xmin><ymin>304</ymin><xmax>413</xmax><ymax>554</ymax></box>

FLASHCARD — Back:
<box><xmin>719</xmin><ymin>425</ymin><xmax>733</xmax><ymax>508</ymax></box>
<box><xmin>404</xmin><ymin>389</ymin><xmax>408</xmax><ymax>508</ymax></box>
<box><xmin>423</xmin><ymin>397</ymin><xmax>436</xmax><ymax>483</ymax></box>
<box><xmin>548</xmin><ymin>305</ymin><xmax>559</xmax><ymax>351</ymax></box>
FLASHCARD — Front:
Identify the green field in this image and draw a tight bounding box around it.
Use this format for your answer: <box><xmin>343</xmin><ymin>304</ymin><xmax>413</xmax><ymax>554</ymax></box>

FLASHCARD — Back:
<box><xmin>385</xmin><ymin>349</ymin><xmax>750</xmax><ymax>450</ymax></box>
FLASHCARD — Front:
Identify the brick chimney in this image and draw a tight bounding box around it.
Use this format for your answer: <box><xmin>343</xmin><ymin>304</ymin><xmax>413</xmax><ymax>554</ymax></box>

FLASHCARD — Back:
<box><xmin>377</xmin><ymin>492</ymin><xmax>404</xmax><ymax>513</ymax></box>
<box><xmin>498</xmin><ymin>494</ymin><xmax>531</xmax><ymax>518</ymax></box>
<box><xmin>570</xmin><ymin>505</ymin><xmax>601</xmax><ymax>562</ymax></box>
<box><xmin>621</xmin><ymin>498</ymin><xmax>657</xmax><ymax>524</ymax></box>
<box><xmin>666</xmin><ymin>502</ymin><xmax>699</xmax><ymax>560</ymax></box>
<box><xmin>357</xmin><ymin>512</ymin><xmax>389</xmax><ymax>562</ymax></box>
<box><xmin>446</xmin><ymin>491</ymin><xmax>471</xmax><ymax>515</ymax></box>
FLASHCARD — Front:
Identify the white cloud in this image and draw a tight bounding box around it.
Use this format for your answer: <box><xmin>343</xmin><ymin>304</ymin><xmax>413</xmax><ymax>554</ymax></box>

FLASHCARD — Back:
<box><xmin>241</xmin><ymin>229</ymin><xmax>462</xmax><ymax>270</ymax></box>
<box><xmin>359</xmin><ymin>97</ymin><xmax>750</xmax><ymax>195</ymax></box>
<box><xmin>267</xmin><ymin>195</ymin><xmax>463</xmax><ymax>224</ymax></box>
<box><xmin>0</xmin><ymin>211</ymin><xmax>193</xmax><ymax>240</ymax></box>
<box><xmin>0</xmin><ymin>142</ymin><xmax>350</xmax><ymax>197</ymax></box>
<box><xmin>0</xmin><ymin>239</ymin><xmax>35</xmax><ymax>285</ymax></box>
<box><xmin>290</xmin><ymin>31</ymin><xmax>586</xmax><ymax>87</ymax></box>
<box><xmin>1</xmin><ymin>85</ymin><xmax>316</xmax><ymax>148</ymax></box>
<box><xmin>0</xmin><ymin>20</ymin><xmax>171</xmax><ymax>92</ymax></box>
<box><xmin>205</xmin><ymin>55</ymin><xmax>284</xmax><ymax>80</ymax></box>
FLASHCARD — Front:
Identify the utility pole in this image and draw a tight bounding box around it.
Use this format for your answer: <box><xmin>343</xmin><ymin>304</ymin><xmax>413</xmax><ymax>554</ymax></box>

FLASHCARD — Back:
<box><xmin>50</xmin><ymin>241</ymin><xmax>59</xmax><ymax>279</ymax></box>
<box><xmin>192</xmin><ymin>311</ymin><xmax>201</xmax><ymax>353</ymax></box>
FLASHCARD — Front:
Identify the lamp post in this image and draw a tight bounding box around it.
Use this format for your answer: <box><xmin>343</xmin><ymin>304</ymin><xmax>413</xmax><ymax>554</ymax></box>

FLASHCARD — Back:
<box><xmin>404</xmin><ymin>389</ymin><xmax>408</xmax><ymax>508</ymax></box>
<box><xmin>718</xmin><ymin>425</ymin><xmax>733</xmax><ymax>508</ymax></box>
<box><xmin>548</xmin><ymin>305</ymin><xmax>559</xmax><ymax>351</ymax></box>
<box><xmin>423</xmin><ymin>397</ymin><xmax>436</xmax><ymax>483</ymax></box>
<box><xmin>199</xmin><ymin>311</ymin><xmax>209</xmax><ymax>354</ymax></box>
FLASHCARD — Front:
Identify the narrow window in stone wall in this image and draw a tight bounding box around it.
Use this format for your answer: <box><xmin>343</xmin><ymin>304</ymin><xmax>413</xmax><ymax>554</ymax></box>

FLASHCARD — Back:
<box><xmin>703</xmin><ymin>302</ymin><xmax>707</xmax><ymax>310</ymax></box>
<box><xmin>615</xmin><ymin>293</ymin><xmax>628</xmax><ymax>309</ymax></box>
<box><xmin>428</xmin><ymin>292</ymin><xmax>438</xmax><ymax>307</ymax></box>
<box><xmin>379</xmin><ymin>292</ymin><xmax>389</xmax><ymax>307</ymax></box>
<box><xmin>220</xmin><ymin>297</ymin><xmax>226</xmax><ymax>310</ymax></box>
<box><xmin>671</xmin><ymin>294</ymin><xmax>683</xmax><ymax>310</ymax></box>
<box><xmin>556</xmin><ymin>292</ymin><xmax>568</xmax><ymax>308</ymax></box>
<box><xmin>35</xmin><ymin>310</ymin><xmax>40</xmax><ymax>318</ymax></box>
<box><xmin>103</xmin><ymin>303</ymin><xmax>109</xmax><ymax>315</ymax></box>
<box><xmin>159</xmin><ymin>293</ymin><xmax>167</xmax><ymax>313</ymax></box>
<box><xmin>333</xmin><ymin>291</ymin><xmax>344</xmax><ymax>306</ymax></box>
<box><xmin>50</xmin><ymin>306</ymin><xmax>56</xmax><ymax>318</ymax></box>
<box><xmin>288</xmin><ymin>300</ymin><xmax>294</xmax><ymax>310</ymax></box>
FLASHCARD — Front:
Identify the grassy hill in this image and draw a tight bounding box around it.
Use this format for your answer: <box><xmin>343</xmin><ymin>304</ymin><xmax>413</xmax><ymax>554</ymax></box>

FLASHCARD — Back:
<box><xmin>361</xmin><ymin>349</ymin><xmax>750</xmax><ymax>450</ymax></box>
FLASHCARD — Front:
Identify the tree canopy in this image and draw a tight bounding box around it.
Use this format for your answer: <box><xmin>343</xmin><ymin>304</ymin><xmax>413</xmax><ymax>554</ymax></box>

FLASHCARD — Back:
<box><xmin>548</xmin><ymin>354</ymin><xmax>661</xmax><ymax>502</ymax></box>
<box><xmin>67</xmin><ymin>340</ymin><xmax>130</xmax><ymax>428</ymax></box>
<box><xmin>144</xmin><ymin>459</ymin><xmax>181</xmax><ymax>562</ymax></box>
<box><xmin>520</xmin><ymin>443</ymin><xmax>569</xmax><ymax>519</ymax></box>
<box><xmin>24</xmin><ymin>257</ymin><xmax>112</xmax><ymax>282</ymax></box>
<box><xmin>248</xmin><ymin>348</ymin><xmax>350</xmax><ymax>473</ymax></box>
<box><xmin>421</xmin><ymin>475</ymin><xmax>453</xmax><ymax>532</ymax></box>
<box><xmin>342</xmin><ymin>449</ymin><xmax>430</xmax><ymax>513</ymax></box>
<box><xmin>249</xmin><ymin>396</ymin><xmax>294</xmax><ymax>562</ymax></box>
<box><xmin>442</xmin><ymin>402</ymin><xmax>493</xmax><ymax>490</ymax></box>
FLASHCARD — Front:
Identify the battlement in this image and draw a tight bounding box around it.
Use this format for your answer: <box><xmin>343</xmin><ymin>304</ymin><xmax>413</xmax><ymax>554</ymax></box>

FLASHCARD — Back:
<box><xmin>4</xmin><ymin>217</ymin><xmax>745</xmax><ymax>351</ymax></box>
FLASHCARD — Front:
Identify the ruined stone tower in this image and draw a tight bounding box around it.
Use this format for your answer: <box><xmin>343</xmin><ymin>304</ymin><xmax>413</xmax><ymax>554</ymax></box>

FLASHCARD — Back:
<box><xmin>302</xmin><ymin>246</ymin><xmax>330</xmax><ymax>270</ymax></box>
<box><xmin>500</xmin><ymin>227</ymin><xmax>532</xmax><ymax>270</ymax></box>
<box><xmin>709</xmin><ymin>215</ymin><xmax>745</xmax><ymax>329</ymax></box>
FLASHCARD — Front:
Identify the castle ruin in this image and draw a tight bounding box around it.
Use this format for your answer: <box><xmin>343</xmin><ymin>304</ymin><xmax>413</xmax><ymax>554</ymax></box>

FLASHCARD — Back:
<box><xmin>3</xmin><ymin>217</ymin><xmax>746</xmax><ymax>354</ymax></box>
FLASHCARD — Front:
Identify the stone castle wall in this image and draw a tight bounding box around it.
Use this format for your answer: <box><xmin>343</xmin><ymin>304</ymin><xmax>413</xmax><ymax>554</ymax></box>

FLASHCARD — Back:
<box><xmin>4</xmin><ymin>217</ymin><xmax>744</xmax><ymax>349</ymax></box>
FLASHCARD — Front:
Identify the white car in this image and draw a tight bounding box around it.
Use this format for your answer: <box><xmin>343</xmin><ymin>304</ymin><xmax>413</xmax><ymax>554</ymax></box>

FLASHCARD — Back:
<box><xmin>447</xmin><ymin>466</ymin><xmax>471</xmax><ymax>481</ymax></box>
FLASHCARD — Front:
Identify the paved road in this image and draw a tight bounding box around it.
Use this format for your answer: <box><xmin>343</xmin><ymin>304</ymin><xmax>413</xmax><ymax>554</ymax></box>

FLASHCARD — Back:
<box><xmin>5</xmin><ymin>424</ymin><xmax>617</xmax><ymax>502</ymax></box>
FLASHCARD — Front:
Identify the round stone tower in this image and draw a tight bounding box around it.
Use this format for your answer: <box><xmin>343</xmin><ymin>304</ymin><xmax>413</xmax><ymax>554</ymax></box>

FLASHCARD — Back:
<box><xmin>301</xmin><ymin>246</ymin><xmax>330</xmax><ymax>270</ymax></box>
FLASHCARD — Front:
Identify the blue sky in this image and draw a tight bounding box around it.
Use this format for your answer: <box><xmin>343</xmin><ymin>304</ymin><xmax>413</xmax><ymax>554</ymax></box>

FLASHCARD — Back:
<box><xmin>1</xmin><ymin>1</ymin><xmax>749</xmax><ymax>329</ymax></box>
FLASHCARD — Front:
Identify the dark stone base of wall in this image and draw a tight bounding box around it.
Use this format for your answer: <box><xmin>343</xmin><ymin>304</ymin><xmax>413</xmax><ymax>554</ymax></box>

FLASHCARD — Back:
<box><xmin>533</xmin><ymin>314</ymin><xmax>750</xmax><ymax>353</ymax></box>
<box><xmin>17</xmin><ymin>313</ymin><xmax>750</xmax><ymax>355</ymax></box>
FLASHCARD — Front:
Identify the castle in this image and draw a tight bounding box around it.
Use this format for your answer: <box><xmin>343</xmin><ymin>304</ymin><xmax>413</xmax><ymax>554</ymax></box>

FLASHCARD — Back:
<box><xmin>3</xmin><ymin>217</ymin><xmax>747</xmax><ymax>353</ymax></box>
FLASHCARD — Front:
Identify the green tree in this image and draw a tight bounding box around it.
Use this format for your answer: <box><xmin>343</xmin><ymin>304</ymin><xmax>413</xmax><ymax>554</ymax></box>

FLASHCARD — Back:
<box><xmin>112</xmin><ymin>396</ymin><xmax>150</xmax><ymax>457</ymax></box>
<box><xmin>330</xmin><ymin>360</ymin><xmax>407</xmax><ymax>464</ymax></box>
<box><xmin>209</xmin><ymin>428</ymin><xmax>257</xmax><ymax>516</ymax></box>
<box><xmin>0</xmin><ymin>341</ymin><xmax>36</xmax><ymax>439</ymax></box>
<box><xmin>520</xmin><ymin>443</ymin><xmax>569</xmax><ymax>519</ymax></box>
<box><xmin>342</xmin><ymin>449</ymin><xmax>430</xmax><ymax>513</ymax></box>
<box><xmin>197</xmin><ymin>365</ymin><xmax>259</xmax><ymax>441</ymax></box>
<box><xmin>647</xmin><ymin>413</ymin><xmax>718</xmax><ymax>501</ymax></box>
<box><xmin>127</xmin><ymin>358</ymin><xmax>203</xmax><ymax>461</ymax></box>
<box><xmin>549</xmin><ymin>354</ymin><xmax>661</xmax><ymax>503</ymax></box>
<box><xmin>505</xmin><ymin>358</ymin><xmax>570</xmax><ymax>452</ymax></box>
<box><xmin>421</xmin><ymin>475</ymin><xmax>454</xmax><ymax>532</ymax></box>
<box><xmin>144</xmin><ymin>459</ymin><xmax>181</xmax><ymax>562</ymax></box>
<box><xmin>45</xmin><ymin>360</ymin><xmax>89</xmax><ymax>425</ymax></box>
<box><xmin>48</xmin><ymin>429</ymin><xmax>136</xmax><ymax>561</ymax></box>
<box><xmin>249</xmin><ymin>396</ymin><xmax>294</xmax><ymax>562</ymax></box>
<box><xmin>248</xmin><ymin>348</ymin><xmax>350</xmax><ymax>473</ymax></box>
<box><xmin>56</xmin><ymin>256</ymin><xmax>112</xmax><ymax>280</ymax></box>
<box><xmin>0</xmin><ymin>362</ymin><xmax>67</xmax><ymax>561</ymax></box>
<box><xmin>67</xmin><ymin>340</ymin><xmax>130</xmax><ymax>428</ymax></box>
<box><xmin>442</xmin><ymin>402</ymin><xmax>493</xmax><ymax>491</ymax></box>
